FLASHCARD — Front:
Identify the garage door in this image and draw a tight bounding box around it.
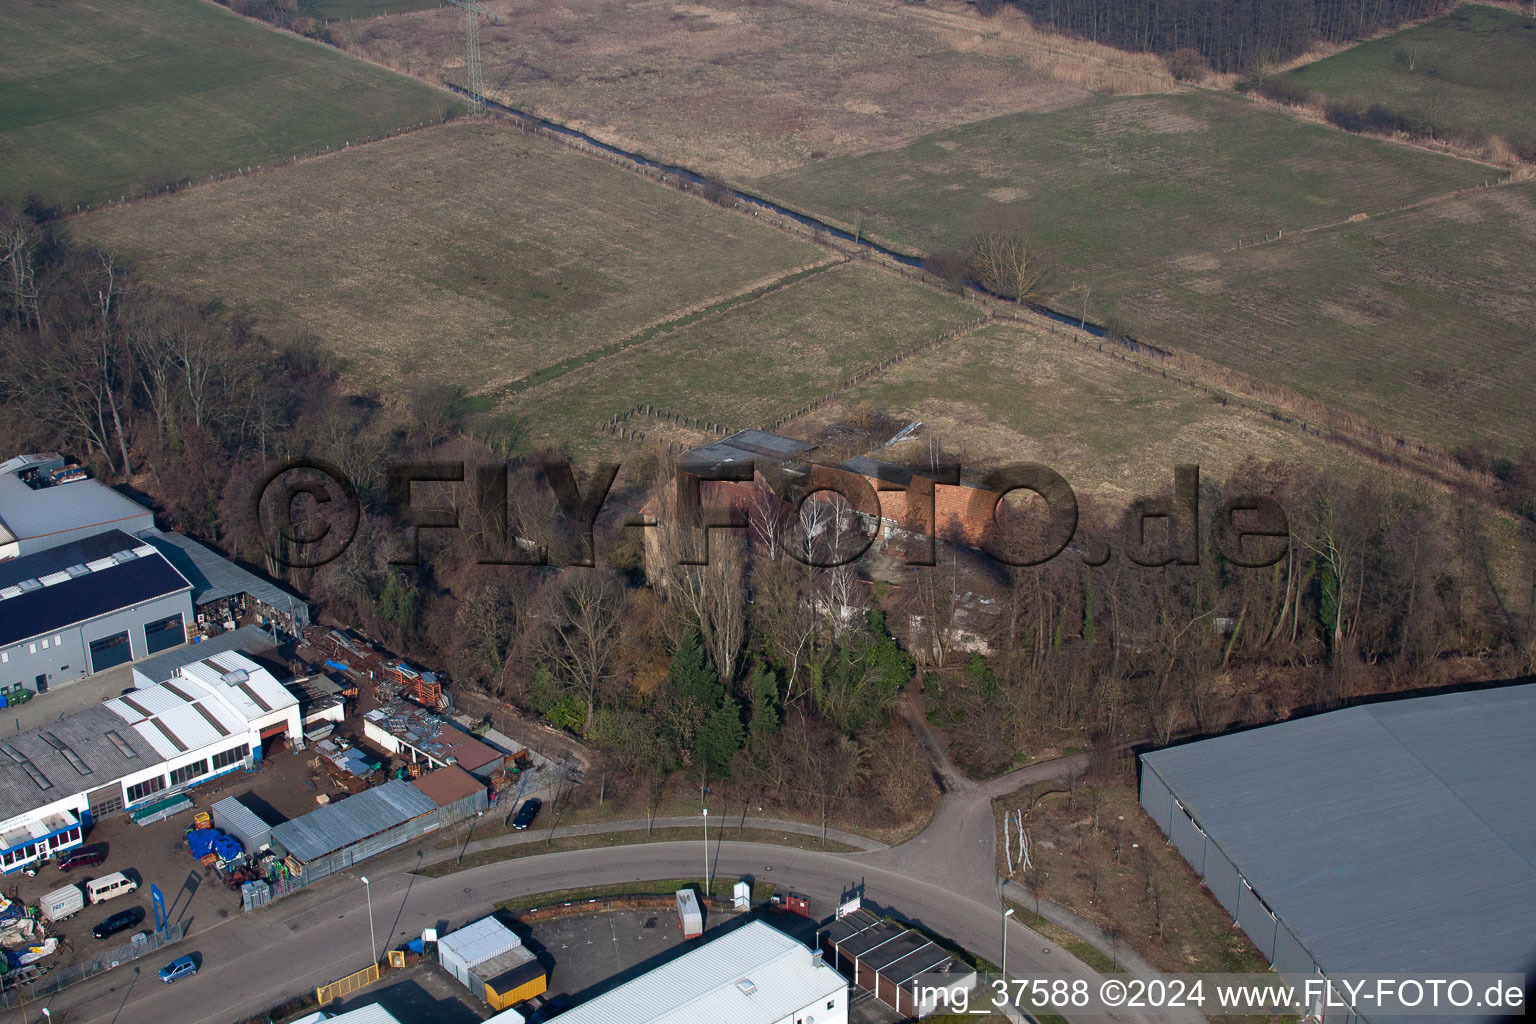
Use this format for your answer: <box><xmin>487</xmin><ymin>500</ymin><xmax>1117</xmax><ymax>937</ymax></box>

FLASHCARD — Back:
<box><xmin>143</xmin><ymin>614</ymin><xmax>186</xmax><ymax>655</ymax></box>
<box><xmin>89</xmin><ymin>631</ymin><xmax>132</xmax><ymax>672</ymax></box>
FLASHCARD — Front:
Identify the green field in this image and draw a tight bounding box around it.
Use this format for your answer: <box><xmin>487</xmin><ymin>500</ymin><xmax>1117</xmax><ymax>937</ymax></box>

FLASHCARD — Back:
<box><xmin>300</xmin><ymin>0</ymin><xmax>439</xmax><ymax>19</ymax></box>
<box><xmin>79</xmin><ymin>122</ymin><xmax>826</xmax><ymax>397</ymax></box>
<box><xmin>1286</xmin><ymin>5</ymin><xmax>1536</xmax><ymax>150</ymax></box>
<box><xmin>1089</xmin><ymin>181</ymin><xmax>1536</xmax><ymax>453</ymax></box>
<box><xmin>753</xmin><ymin>90</ymin><xmax>1535</xmax><ymax>452</ymax></box>
<box><xmin>516</xmin><ymin>261</ymin><xmax>979</xmax><ymax>454</ymax></box>
<box><xmin>754</xmin><ymin>91</ymin><xmax>1485</xmax><ymax>271</ymax></box>
<box><xmin>0</xmin><ymin>0</ymin><xmax>458</xmax><ymax>207</ymax></box>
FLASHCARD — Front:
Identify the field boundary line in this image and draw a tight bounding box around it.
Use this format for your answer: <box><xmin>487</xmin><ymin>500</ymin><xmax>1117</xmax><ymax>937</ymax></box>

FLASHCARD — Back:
<box><xmin>479</xmin><ymin>255</ymin><xmax>849</xmax><ymax>406</ymax></box>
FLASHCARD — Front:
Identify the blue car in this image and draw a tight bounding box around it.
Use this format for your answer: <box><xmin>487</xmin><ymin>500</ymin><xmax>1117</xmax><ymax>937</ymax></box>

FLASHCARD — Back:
<box><xmin>159</xmin><ymin>955</ymin><xmax>198</xmax><ymax>983</ymax></box>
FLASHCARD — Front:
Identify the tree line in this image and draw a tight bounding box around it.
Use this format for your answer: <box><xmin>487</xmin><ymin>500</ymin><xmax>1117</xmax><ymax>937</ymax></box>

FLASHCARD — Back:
<box><xmin>983</xmin><ymin>0</ymin><xmax>1453</xmax><ymax>73</ymax></box>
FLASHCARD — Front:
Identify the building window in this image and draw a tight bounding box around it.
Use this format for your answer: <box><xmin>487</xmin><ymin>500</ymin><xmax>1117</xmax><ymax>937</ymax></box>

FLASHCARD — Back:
<box><xmin>211</xmin><ymin>744</ymin><xmax>250</xmax><ymax>771</ymax></box>
<box><xmin>88</xmin><ymin>631</ymin><xmax>132</xmax><ymax>672</ymax></box>
<box><xmin>126</xmin><ymin>775</ymin><xmax>166</xmax><ymax>803</ymax></box>
<box><xmin>39</xmin><ymin>639</ymin><xmax>48</xmax><ymax>650</ymax></box>
<box><xmin>169</xmin><ymin>759</ymin><xmax>209</xmax><ymax>787</ymax></box>
<box><xmin>1</xmin><ymin>652</ymin><xmax>7</xmax><ymax>664</ymax></box>
<box><xmin>143</xmin><ymin>614</ymin><xmax>186</xmax><ymax>656</ymax></box>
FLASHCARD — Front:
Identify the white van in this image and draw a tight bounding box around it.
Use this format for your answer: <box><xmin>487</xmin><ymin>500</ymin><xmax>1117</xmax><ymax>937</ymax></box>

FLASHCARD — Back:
<box><xmin>85</xmin><ymin>872</ymin><xmax>139</xmax><ymax>904</ymax></box>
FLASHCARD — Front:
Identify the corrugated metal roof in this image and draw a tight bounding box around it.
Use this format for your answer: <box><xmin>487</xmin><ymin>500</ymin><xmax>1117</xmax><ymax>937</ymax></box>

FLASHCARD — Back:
<box><xmin>325</xmin><ymin>1005</ymin><xmax>404</xmax><ymax>1024</ymax></box>
<box><xmin>1141</xmin><ymin>684</ymin><xmax>1536</xmax><ymax>979</ymax></box>
<box><xmin>412</xmin><ymin>765</ymin><xmax>484</xmax><ymax>808</ymax></box>
<box><xmin>269</xmin><ymin>780</ymin><xmax>438</xmax><ymax>863</ymax></box>
<box><xmin>551</xmin><ymin>921</ymin><xmax>845</xmax><ymax>1024</ymax></box>
<box><xmin>132</xmin><ymin>625</ymin><xmax>276</xmax><ymax>685</ymax></box>
<box><xmin>138</xmin><ymin>531</ymin><xmax>309</xmax><ymax>625</ymax></box>
<box><xmin>439</xmin><ymin>916</ymin><xmax>520</xmax><ymax>968</ymax></box>
<box><xmin>0</xmin><ymin>463</ymin><xmax>153</xmax><ymax>550</ymax></box>
<box><xmin>211</xmin><ymin>794</ymin><xmax>276</xmax><ymax>852</ymax></box>
<box><xmin>106</xmin><ymin>657</ymin><xmax>297</xmax><ymax>758</ymax></box>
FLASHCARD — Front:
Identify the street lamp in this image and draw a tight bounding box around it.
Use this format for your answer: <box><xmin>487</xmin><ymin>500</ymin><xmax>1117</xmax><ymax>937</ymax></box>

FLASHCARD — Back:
<box><xmin>701</xmin><ymin>808</ymin><xmax>709</xmax><ymax>895</ymax></box>
<box><xmin>1002</xmin><ymin>906</ymin><xmax>1015</xmax><ymax>983</ymax></box>
<box><xmin>360</xmin><ymin>875</ymin><xmax>377</xmax><ymax>967</ymax></box>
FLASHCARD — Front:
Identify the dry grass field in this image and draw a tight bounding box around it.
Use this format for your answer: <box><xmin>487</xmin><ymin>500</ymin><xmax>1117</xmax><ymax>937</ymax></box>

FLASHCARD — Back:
<box><xmin>756</xmin><ymin>90</ymin><xmax>1535</xmax><ymax>453</ymax></box>
<box><xmin>77</xmin><ymin>122</ymin><xmax>823</xmax><ymax>395</ymax></box>
<box><xmin>515</xmin><ymin>260</ymin><xmax>980</xmax><ymax>454</ymax></box>
<box><xmin>332</xmin><ymin>0</ymin><xmax>1103</xmax><ymax>178</ymax></box>
<box><xmin>0</xmin><ymin>0</ymin><xmax>456</xmax><ymax>207</ymax></box>
<box><xmin>1088</xmin><ymin>181</ymin><xmax>1536</xmax><ymax>453</ymax></box>
<box><xmin>786</xmin><ymin>321</ymin><xmax>1358</xmax><ymax>500</ymax></box>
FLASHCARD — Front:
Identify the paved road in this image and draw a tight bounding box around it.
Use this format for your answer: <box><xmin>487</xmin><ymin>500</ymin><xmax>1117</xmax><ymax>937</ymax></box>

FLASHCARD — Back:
<box><xmin>15</xmin><ymin>842</ymin><xmax>1150</xmax><ymax>1024</ymax></box>
<box><xmin>7</xmin><ymin>703</ymin><xmax>1191</xmax><ymax>1024</ymax></box>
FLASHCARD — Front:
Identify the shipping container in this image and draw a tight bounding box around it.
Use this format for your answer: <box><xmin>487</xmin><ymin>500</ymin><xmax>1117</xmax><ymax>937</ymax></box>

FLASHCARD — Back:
<box><xmin>477</xmin><ymin>945</ymin><xmax>546</xmax><ymax>1011</ymax></box>
<box><xmin>40</xmin><ymin>884</ymin><xmax>84</xmax><ymax>922</ymax></box>
<box><xmin>675</xmin><ymin>889</ymin><xmax>703</xmax><ymax>938</ymax></box>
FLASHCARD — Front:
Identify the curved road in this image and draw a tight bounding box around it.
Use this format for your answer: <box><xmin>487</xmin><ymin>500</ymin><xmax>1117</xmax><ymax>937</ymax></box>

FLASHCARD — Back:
<box><xmin>11</xmin><ymin>736</ymin><xmax>1181</xmax><ymax>1024</ymax></box>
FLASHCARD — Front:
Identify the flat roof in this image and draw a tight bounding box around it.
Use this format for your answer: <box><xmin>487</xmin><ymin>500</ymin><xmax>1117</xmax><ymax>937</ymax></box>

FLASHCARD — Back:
<box><xmin>139</xmin><ymin>531</ymin><xmax>309</xmax><ymax>625</ymax></box>
<box><xmin>679</xmin><ymin>430</ymin><xmax>817</xmax><ymax>477</ymax></box>
<box><xmin>440</xmin><ymin>915</ymin><xmax>520</xmax><ymax>966</ymax></box>
<box><xmin>0</xmin><ymin>456</ymin><xmax>154</xmax><ymax>550</ymax></box>
<box><xmin>0</xmin><ymin>705</ymin><xmax>166</xmax><ymax>815</ymax></box>
<box><xmin>823</xmin><ymin>909</ymin><xmax>970</xmax><ymax>982</ymax></box>
<box><xmin>477</xmin><ymin>946</ymin><xmax>541</xmax><ymax>993</ymax></box>
<box><xmin>0</xmin><ymin>530</ymin><xmax>192</xmax><ymax>648</ymax></box>
<box><xmin>551</xmin><ymin>920</ymin><xmax>845</xmax><ymax>1024</ymax></box>
<box><xmin>270</xmin><ymin>779</ymin><xmax>439</xmax><ymax>863</ymax></box>
<box><xmin>1141</xmin><ymin>684</ymin><xmax>1536</xmax><ymax>980</ymax></box>
<box><xmin>412</xmin><ymin>765</ymin><xmax>484</xmax><ymax>807</ymax></box>
<box><xmin>132</xmin><ymin>625</ymin><xmax>277</xmax><ymax>685</ymax></box>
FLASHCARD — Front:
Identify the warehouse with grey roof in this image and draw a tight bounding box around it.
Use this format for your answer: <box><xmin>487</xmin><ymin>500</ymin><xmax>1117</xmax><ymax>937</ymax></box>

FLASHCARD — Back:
<box><xmin>1139</xmin><ymin>683</ymin><xmax>1536</xmax><ymax>1024</ymax></box>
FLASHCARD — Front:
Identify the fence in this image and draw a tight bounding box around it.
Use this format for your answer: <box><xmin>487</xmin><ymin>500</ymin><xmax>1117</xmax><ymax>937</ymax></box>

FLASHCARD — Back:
<box><xmin>0</xmin><ymin>921</ymin><xmax>188</xmax><ymax>1010</ymax></box>
<box><xmin>243</xmin><ymin>790</ymin><xmax>485</xmax><ymax>912</ymax></box>
<box><xmin>316</xmin><ymin>962</ymin><xmax>380</xmax><ymax>1006</ymax></box>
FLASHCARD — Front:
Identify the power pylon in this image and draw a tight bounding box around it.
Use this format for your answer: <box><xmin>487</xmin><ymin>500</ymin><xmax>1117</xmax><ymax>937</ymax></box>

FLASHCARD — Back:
<box><xmin>445</xmin><ymin>0</ymin><xmax>496</xmax><ymax>115</ymax></box>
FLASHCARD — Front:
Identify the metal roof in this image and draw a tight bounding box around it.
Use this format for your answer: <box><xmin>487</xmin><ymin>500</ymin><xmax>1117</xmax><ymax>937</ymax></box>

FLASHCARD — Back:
<box><xmin>475</xmin><ymin>945</ymin><xmax>542</xmax><ymax>993</ymax></box>
<box><xmin>324</xmin><ymin>1006</ymin><xmax>404</xmax><ymax>1024</ymax></box>
<box><xmin>0</xmin><ymin>458</ymin><xmax>154</xmax><ymax>551</ymax></box>
<box><xmin>412</xmin><ymin>765</ymin><xmax>485</xmax><ymax>808</ymax></box>
<box><xmin>823</xmin><ymin>909</ymin><xmax>968</xmax><ymax>982</ymax></box>
<box><xmin>211</xmin><ymin>794</ymin><xmax>277</xmax><ymax>853</ymax></box>
<box><xmin>0</xmin><ymin>530</ymin><xmax>192</xmax><ymax>648</ymax></box>
<box><xmin>439</xmin><ymin>916</ymin><xmax>520</xmax><ymax>968</ymax></box>
<box><xmin>0</xmin><ymin>705</ymin><xmax>165</xmax><ymax>814</ymax></box>
<box><xmin>131</xmin><ymin>625</ymin><xmax>276</xmax><ymax>685</ymax></box>
<box><xmin>679</xmin><ymin>430</ymin><xmax>816</xmax><ymax>476</ymax></box>
<box><xmin>1141</xmin><ymin>684</ymin><xmax>1536</xmax><ymax>979</ymax></box>
<box><xmin>138</xmin><ymin>531</ymin><xmax>310</xmax><ymax>625</ymax></box>
<box><xmin>269</xmin><ymin>779</ymin><xmax>438</xmax><ymax>863</ymax></box>
<box><xmin>551</xmin><ymin>920</ymin><xmax>845</xmax><ymax>1024</ymax></box>
<box><xmin>106</xmin><ymin>653</ymin><xmax>296</xmax><ymax>758</ymax></box>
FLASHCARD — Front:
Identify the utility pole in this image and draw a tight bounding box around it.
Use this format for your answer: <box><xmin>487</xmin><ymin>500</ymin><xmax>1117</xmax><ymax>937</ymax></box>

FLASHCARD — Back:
<box><xmin>360</xmin><ymin>875</ymin><xmax>377</xmax><ymax>967</ymax></box>
<box><xmin>444</xmin><ymin>0</ymin><xmax>497</xmax><ymax>115</ymax></box>
<box><xmin>1002</xmin><ymin>905</ymin><xmax>1015</xmax><ymax>982</ymax></box>
<box><xmin>701</xmin><ymin>807</ymin><xmax>709</xmax><ymax>896</ymax></box>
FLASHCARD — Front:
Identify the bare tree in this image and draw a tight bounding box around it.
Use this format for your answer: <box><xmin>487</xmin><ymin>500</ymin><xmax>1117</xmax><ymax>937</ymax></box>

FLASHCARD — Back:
<box><xmin>969</xmin><ymin>227</ymin><xmax>1051</xmax><ymax>303</ymax></box>
<box><xmin>534</xmin><ymin>570</ymin><xmax>627</xmax><ymax>734</ymax></box>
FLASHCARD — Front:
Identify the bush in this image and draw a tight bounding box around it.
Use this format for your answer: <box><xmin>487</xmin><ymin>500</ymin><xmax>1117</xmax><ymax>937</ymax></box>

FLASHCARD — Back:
<box><xmin>1257</xmin><ymin>77</ymin><xmax>1313</xmax><ymax>107</ymax></box>
<box><xmin>1167</xmin><ymin>48</ymin><xmax>1209</xmax><ymax>82</ymax></box>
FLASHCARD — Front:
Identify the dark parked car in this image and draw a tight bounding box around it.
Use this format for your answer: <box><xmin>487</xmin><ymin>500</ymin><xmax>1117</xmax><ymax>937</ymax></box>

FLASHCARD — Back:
<box><xmin>92</xmin><ymin>906</ymin><xmax>144</xmax><ymax>940</ymax></box>
<box><xmin>511</xmin><ymin>798</ymin><xmax>542</xmax><ymax>830</ymax></box>
<box><xmin>57</xmin><ymin>844</ymin><xmax>106</xmax><ymax>872</ymax></box>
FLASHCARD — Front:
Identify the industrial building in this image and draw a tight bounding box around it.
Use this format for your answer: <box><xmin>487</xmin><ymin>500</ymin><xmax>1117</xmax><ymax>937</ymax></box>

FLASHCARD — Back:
<box><xmin>551</xmin><ymin>919</ymin><xmax>848</xmax><ymax>1024</ymax></box>
<box><xmin>821</xmin><ymin>909</ymin><xmax>978</xmax><ymax>1019</ymax></box>
<box><xmin>0</xmin><ymin>650</ymin><xmax>300</xmax><ymax>873</ymax></box>
<box><xmin>0</xmin><ymin>529</ymin><xmax>194</xmax><ymax>694</ymax></box>
<box><xmin>362</xmin><ymin>705</ymin><xmax>505</xmax><ymax>779</ymax></box>
<box><xmin>0</xmin><ymin>452</ymin><xmax>310</xmax><ymax>696</ymax></box>
<box><xmin>1139</xmin><ymin>683</ymin><xmax>1536</xmax><ymax>1024</ymax></box>
<box><xmin>0</xmin><ymin>454</ymin><xmax>155</xmax><ymax>560</ymax></box>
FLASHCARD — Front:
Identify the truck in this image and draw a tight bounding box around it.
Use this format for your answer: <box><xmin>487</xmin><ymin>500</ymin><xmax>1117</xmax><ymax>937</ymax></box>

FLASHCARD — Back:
<box><xmin>675</xmin><ymin>889</ymin><xmax>703</xmax><ymax>939</ymax></box>
<box><xmin>39</xmin><ymin>885</ymin><xmax>84</xmax><ymax>923</ymax></box>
